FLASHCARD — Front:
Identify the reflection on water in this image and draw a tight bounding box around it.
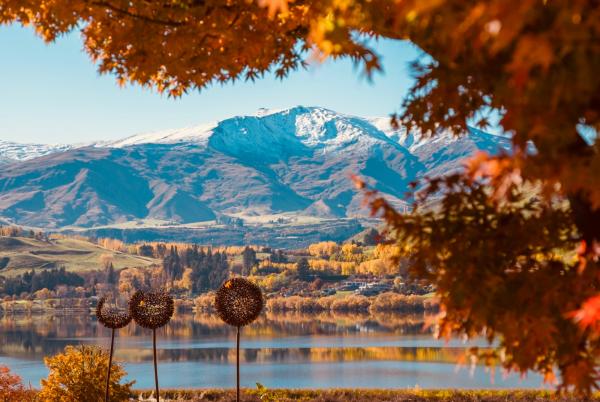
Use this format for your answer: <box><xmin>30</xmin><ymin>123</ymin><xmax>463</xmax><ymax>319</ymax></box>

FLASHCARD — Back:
<box><xmin>0</xmin><ymin>311</ymin><xmax>546</xmax><ymax>389</ymax></box>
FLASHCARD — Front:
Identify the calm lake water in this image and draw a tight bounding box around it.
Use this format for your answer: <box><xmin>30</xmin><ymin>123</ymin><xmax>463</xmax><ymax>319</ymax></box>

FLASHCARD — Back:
<box><xmin>0</xmin><ymin>311</ymin><xmax>547</xmax><ymax>390</ymax></box>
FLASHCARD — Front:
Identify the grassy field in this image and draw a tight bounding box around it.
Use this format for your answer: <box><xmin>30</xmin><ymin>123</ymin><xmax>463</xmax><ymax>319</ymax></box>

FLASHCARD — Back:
<box><xmin>0</xmin><ymin>236</ymin><xmax>158</xmax><ymax>277</ymax></box>
<box><xmin>133</xmin><ymin>389</ymin><xmax>598</xmax><ymax>402</ymax></box>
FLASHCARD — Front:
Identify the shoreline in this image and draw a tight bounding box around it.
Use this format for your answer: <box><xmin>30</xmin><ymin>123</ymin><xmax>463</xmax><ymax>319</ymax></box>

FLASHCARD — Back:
<box><xmin>129</xmin><ymin>389</ymin><xmax>594</xmax><ymax>401</ymax></box>
<box><xmin>0</xmin><ymin>293</ymin><xmax>438</xmax><ymax>315</ymax></box>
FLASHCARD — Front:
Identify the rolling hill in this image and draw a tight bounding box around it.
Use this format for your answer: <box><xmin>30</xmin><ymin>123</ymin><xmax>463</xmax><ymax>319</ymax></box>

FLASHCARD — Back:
<box><xmin>0</xmin><ymin>235</ymin><xmax>158</xmax><ymax>277</ymax></box>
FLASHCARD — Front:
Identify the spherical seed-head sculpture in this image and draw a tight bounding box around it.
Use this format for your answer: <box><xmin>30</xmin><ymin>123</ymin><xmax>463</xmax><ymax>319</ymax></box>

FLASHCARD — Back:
<box><xmin>96</xmin><ymin>296</ymin><xmax>132</xmax><ymax>329</ymax></box>
<box><xmin>215</xmin><ymin>277</ymin><xmax>264</xmax><ymax>327</ymax></box>
<box><xmin>129</xmin><ymin>290</ymin><xmax>174</xmax><ymax>329</ymax></box>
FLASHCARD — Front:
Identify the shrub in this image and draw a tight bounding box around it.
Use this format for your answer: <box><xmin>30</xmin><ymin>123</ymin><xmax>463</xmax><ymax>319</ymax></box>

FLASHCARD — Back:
<box><xmin>316</xmin><ymin>295</ymin><xmax>337</xmax><ymax>310</ymax></box>
<box><xmin>174</xmin><ymin>298</ymin><xmax>194</xmax><ymax>312</ymax></box>
<box><xmin>267</xmin><ymin>296</ymin><xmax>326</xmax><ymax>313</ymax></box>
<box><xmin>0</xmin><ymin>365</ymin><xmax>35</xmax><ymax>402</ymax></box>
<box><xmin>267</xmin><ymin>294</ymin><xmax>438</xmax><ymax>314</ymax></box>
<box><xmin>39</xmin><ymin>345</ymin><xmax>134</xmax><ymax>402</ymax></box>
<box><xmin>331</xmin><ymin>295</ymin><xmax>370</xmax><ymax>312</ymax></box>
<box><xmin>369</xmin><ymin>292</ymin><xmax>437</xmax><ymax>313</ymax></box>
<box><xmin>194</xmin><ymin>293</ymin><xmax>216</xmax><ymax>312</ymax></box>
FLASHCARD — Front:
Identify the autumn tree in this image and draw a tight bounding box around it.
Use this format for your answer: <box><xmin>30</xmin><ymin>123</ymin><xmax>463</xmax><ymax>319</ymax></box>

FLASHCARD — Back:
<box><xmin>242</xmin><ymin>246</ymin><xmax>258</xmax><ymax>275</ymax></box>
<box><xmin>307</xmin><ymin>241</ymin><xmax>340</xmax><ymax>259</ymax></box>
<box><xmin>1</xmin><ymin>0</ymin><xmax>599</xmax><ymax>393</ymax></box>
<box><xmin>40</xmin><ymin>345</ymin><xmax>134</xmax><ymax>402</ymax></box>
<box><xmin>174</xmin><ymin>267</ymin><xmax>194</xmax><ymax>294</ymax></box>
<box><xmin>0</xmin><ymin>365</ymin><xmax>35</xmax><ymax>402</ymax></box>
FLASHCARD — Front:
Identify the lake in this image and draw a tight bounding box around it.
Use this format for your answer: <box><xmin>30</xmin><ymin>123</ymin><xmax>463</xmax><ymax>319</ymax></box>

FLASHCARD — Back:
<box><xmin>0</xmin><ymin>311</ymin><xmax>547</xmax><ymax>390</ymax></box>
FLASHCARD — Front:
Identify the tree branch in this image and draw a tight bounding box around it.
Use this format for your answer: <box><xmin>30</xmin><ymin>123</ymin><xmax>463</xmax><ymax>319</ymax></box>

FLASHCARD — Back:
<box><xmin>90</xmin><ymin>1</ymin><xmax>186</xmax><ymax>27</ymax></box>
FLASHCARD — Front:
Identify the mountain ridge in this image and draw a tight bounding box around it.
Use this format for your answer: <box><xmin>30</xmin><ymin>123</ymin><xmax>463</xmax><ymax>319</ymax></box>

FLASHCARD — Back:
<box><xmin>0</xmin><ymin>106</ymin><xmax>511</xmax><ymax>229</ymax></box>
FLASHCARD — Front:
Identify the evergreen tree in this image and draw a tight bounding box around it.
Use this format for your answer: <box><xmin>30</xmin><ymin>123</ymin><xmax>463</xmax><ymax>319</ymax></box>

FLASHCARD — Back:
<box><xmin>270</xmin><ymin>250</ymin><xmax>287</xmax><ymax>263</ymax></box>
<box><xmin>105</xmin><ymin>262</ymin><xmax>117</xmax><ymax>285</ymax></box>
<box><xmin>2</xmin><ymin>267</ymin><xmax>84</xmax><ymax>296</ymax></box>
<box><xmin>363</xmin><ymin>228</ymin><xmax>380</xmax><ymax>246</ymax></box>
<box><xmin>296</xmin><ymin>258</ymin><xmax>310</xmax><ymax>281</ymax></box>
<box><xmin>163</xmin><ymin>246</ymin><xmax>184</xmax><ymax>280</ymax></box>
<box><xmin>138</xmin><ymin>244</ymin><xmax>154</xmax><ymax>257</ymax></box>
<box><xmin>242</xmin><ymin>247</ymin><xmax>257</xmax><ymax>275</ymax></box>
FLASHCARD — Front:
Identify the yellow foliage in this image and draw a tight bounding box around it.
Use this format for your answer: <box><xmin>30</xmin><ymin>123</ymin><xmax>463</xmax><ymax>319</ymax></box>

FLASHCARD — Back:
<box><xmin>352</xmin><ymin>244</ymin><xmax>401</xmax><ymax>275</ymax></box>
<box><xmin>307</xmin><ymin>241</ymin><xmax>340</xmax><ymax>258</ymax></box>
<box><xmin>248</xmin><ymin>273</ymin><xmax>289</xmax><ymax>293</ymax></box>
<box><xmin>39</xmin><ymin>345</ymin><xmax>134</xmax><ymax>402</ymax></box>
<box><xmin>258</xmin><ymin>260</ymin><xmax>296</xmax><ymax>270</ymax></box>
<box><xmin>357</xmin><ymin>258</ymin><xmax>397</xmax><ymax>276</ymax></box>
<box><xmin>97</xmin><ymin>238</ymin><xmax>127</xmax><ymax>253</ymax></box>
<box><xmin>0</xmin><ymin>226</ymin><xmax>23</xmax><ymax>237</ymax></box>
<box><xmin>194</xmin><ymin>293</ymin><xmax>216</xmax><ymax>312</ymax></box>
<box><xmin>33</xmin><ymin>288</ymin><xmax>53</xmax><ymax>300</ymax></box>
<box><xmin>309</xmin><ymin>259</ymin><xmax>356</xmax><ymax>275</ymax></box>
<box><xmin>341</xmin><ymin>243</ymin><xmax>361</xmax><ymax>256</ymax></box>
<box><xmin>174</xmin><ymin>268</ymin><xmax>193</xmax><ymax>292</ymax></box>
<box><xmin>373</xmin><ymin>244</ymin><xmax>400</xmax><ymax>260</ymax></box>
<box><xmin>118</xmin><ymin>266</ymin><xmax>164</xmax><ymax>294</ymax></box>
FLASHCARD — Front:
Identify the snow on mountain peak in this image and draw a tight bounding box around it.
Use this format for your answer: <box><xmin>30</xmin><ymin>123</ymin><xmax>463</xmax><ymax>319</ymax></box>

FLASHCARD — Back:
<box><xmin>97</xmin><ymin>121</ymin><xmax>218</xmax><ymax>148</ymax></box>
<box><xmin>201</xmin><ymin>105</ymin><xmax>403</xmax><ymax>159</ymax></box>
<box><xmin>292</xmin><ymin>107</ymin><xmax>392</xmax><ymax>150</ymax></box>
<box><xmin>0</xmin><ymin>106</ymin><xmax>516</xmax><ymax>230</ymax></box>
<box><xmin>0</xmin><ymin>106</ymin><xmax>512</xmax><ymax>163</ymax></box>
<box><xmin>255</xmin><ymin>107</ymin><xmax>286</xmax><ymax>117</ymax></box>
<box><xmin>0</xmin><ymin>140</ymin><xmax>74</xmax><ymax>162</ymax></box>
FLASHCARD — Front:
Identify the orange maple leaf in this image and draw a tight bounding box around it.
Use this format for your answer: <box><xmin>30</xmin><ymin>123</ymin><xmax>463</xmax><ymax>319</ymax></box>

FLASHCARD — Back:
<box><xmin>569</xmin><ymin>295</ymin><xmax>600</xmax><ymax>331</ymax></box>
<box><xmin>257</xmin><ymin>0</ymin><xmax>289</xmax><ymax>18</ymax></box>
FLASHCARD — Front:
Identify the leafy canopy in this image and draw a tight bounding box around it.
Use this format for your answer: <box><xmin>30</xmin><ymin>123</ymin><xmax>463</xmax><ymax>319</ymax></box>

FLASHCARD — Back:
<box><xmin>1</xmin><ymin>0</ymin><xmax>599</xmax><ymax>393</ymax></box>
<box><xmin>40</xmin><ymin>345</ymin><xmax>134</xmax><ymax>401</ymax></box>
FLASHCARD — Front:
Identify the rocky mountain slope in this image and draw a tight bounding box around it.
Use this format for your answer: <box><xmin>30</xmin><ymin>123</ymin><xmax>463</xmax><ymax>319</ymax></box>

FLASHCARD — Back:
<box><xmin>0</xmin><ymin>106</ymin><xmax>511</xmax><ymax>229</ymax></box>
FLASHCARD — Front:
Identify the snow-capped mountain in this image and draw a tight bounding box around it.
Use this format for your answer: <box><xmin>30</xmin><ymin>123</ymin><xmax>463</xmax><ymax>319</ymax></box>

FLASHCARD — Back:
<box><xmin>0</xmin><ymin>140</ymin><xmax>74</xmax><ymax>163</ymax></box>
<box><xmin>0</xmin><ymin>106</ymin><xmax>511</xmax><ymax>228</ymax></box>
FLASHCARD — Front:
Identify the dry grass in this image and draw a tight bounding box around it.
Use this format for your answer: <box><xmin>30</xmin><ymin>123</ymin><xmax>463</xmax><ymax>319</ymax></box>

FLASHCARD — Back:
<box><xmin>134</xmin><ymin>389</ymin><xmax>599</xmax><ymax>402</ymax></box>
<box><xmin>0</xmin><ymin>236</ymin><xmax>158</xmax><ymax>276</ymax></box>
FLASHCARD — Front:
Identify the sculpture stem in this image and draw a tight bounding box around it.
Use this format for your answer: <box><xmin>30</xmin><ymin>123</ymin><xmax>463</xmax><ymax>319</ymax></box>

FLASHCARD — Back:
<box><xmin>104</xmin><ymin>328</ymin><xmax>115</xmax><ymax>402</ymax></box>
<box><xmin>236</xmin><ymin>325</ymin><xmax>240</xmax><ymax>402</ymax></box>
<box><xmin>153</xmin><ymin>328</ymin><xmax>159</xmax><ymax>402</ymax></box>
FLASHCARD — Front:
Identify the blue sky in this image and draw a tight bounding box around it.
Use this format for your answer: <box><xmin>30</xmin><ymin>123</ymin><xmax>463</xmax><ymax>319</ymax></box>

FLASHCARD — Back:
<box><xmin>0</xmin><ymin>24</ymin><xmax>420</xmax><ymax>144</ymax></box>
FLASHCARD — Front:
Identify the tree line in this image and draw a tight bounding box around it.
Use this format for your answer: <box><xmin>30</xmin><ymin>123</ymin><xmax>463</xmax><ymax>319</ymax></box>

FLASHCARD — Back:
<box><xmin>2</xmin><ymin>268</ymin><xmax>84</xmax><ymax>296</ymax></box>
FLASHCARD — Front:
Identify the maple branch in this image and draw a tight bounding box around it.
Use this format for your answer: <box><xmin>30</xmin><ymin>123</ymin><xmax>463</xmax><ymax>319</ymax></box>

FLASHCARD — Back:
<box><xmin>90</xmin><ymin>1</ymin><xmax>186</xmax><ymax>27</ymax></box>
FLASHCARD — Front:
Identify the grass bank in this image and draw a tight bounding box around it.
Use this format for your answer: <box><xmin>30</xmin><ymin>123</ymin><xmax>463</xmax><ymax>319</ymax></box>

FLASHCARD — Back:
<box><xmin>133</xmin><ymin>389</ymin><xmax>598</xmax><ymax>402</ymax></box>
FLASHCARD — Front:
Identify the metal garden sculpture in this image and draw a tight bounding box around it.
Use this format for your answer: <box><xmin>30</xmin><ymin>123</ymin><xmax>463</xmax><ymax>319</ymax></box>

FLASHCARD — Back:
<box><xmin>96</xmin><ymin>296</ymin><xmax>132</xmax><ymax>402</ymax></box>
<box><xmin>129</xmin><ymin>290</ymin><xmax>174</xmax><ymax>402</ymax></box>
<box><xmin>215</xmin><ymin>277</ymin><xmax>264</xmax><ymax>402</ymax></box>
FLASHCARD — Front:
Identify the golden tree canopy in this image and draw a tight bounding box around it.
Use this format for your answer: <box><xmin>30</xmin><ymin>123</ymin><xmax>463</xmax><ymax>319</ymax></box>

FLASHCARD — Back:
<box><xmin>40</xmin><ymin>345</ymin><xmax>134</xmax><ymax>401</ymax></box>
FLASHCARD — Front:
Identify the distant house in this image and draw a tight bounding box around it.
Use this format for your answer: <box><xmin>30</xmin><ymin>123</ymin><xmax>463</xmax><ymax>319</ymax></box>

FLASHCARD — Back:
<box><xmin>354</xmin><ymin>282</ymin><xmax>393</xmax><ymax>296</ymax></box>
